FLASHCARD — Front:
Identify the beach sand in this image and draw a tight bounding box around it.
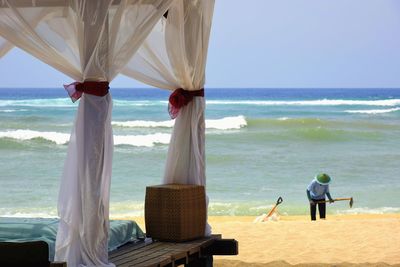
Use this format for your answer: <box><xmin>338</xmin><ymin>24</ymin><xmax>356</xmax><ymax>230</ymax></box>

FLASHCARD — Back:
<box><xmin>119</xmin><ymin>214</ymin><xmax>400</xmax><ymax>267</ymax></box>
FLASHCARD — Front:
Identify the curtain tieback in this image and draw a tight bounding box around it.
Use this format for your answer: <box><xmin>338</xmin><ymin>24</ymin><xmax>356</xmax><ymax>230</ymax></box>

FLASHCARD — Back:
<box><xmin>168</xmin><ymin>88</ymin><xmax>204</xmax><ymax>119</ymax></box>
<box><xmin>64</xmin><ymin>81</ymin><xmax>110</xmax><ymax>102</ymax></box>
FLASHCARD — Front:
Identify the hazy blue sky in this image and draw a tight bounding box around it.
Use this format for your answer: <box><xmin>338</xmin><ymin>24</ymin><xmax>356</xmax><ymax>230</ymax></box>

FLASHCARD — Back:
<box><xmin>1</xmin><ymin>0</ymin><xmax>400</xmax><ymax>88</ymax></box>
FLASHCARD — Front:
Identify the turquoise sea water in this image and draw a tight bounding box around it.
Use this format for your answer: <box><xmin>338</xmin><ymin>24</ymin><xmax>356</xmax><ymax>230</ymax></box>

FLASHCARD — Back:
<box><xmin>0</xmin><ymin>88</ymin><xmax>399</xmax><ymax>217</ymax></box>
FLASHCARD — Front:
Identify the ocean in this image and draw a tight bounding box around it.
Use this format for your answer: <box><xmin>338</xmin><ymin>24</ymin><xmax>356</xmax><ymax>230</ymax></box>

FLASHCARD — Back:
<box><xmin>0</xmin><ymin>88</ymin><xmax>399</xmax><ymax>218</ymax></box>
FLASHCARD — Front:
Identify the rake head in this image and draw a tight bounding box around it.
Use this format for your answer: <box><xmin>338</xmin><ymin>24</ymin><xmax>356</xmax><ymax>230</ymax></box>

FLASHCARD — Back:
<box><xmin>349</xmin><ymin>197</ymin><xmax>354</xmax><ymax>208</ymax></box>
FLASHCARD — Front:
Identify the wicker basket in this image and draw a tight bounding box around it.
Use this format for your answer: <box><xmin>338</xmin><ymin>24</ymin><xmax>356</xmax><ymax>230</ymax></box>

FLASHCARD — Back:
<box><xmin>145</xmin><ymin>184</ymin><xmax>206</xmax><ymax>242</ymax></box>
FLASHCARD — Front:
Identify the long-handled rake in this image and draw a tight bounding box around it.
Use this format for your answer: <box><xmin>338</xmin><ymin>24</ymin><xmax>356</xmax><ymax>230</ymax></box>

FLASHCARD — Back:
<box><xmin>316</xmin><ymin>197</ymin><xmax>354</xmax><ymax>208</ymax></box>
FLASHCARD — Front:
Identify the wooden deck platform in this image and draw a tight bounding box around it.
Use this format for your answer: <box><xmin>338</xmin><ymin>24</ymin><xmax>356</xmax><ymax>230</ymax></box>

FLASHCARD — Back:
<box><xmin>109</xmin><ymin>235</ymin><xmax>238</xmax><ymax>267</ymax></box>
<box><xmin>0</xmin><ymin>235</ymin><xmax>238</xmax><ymax>267</ymax></box>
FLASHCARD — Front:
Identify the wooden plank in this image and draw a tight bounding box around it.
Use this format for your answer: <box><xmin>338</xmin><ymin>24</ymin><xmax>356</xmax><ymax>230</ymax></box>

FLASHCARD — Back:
<box><xmin>115</xmin><ymin>253</ymin><xmax>170</xmax><ymax>267</ymax></box>
<box><xmin>162</xmin><ymin>243</ymin><xmax>197</xmax><ymax>258</ymax></box>
<box><xmin>122</xmin><ymin>250</ymin><xmax>171</xmax><ymax>267</ymax></box>
<box><xmin>110</xmin><ymin>235</ymin><xmax>226</xmax><ymax>267</ymax></box>
<box><xmin>153</xmin><ymin>236</ymin><xmax>220</xmax><ymax>266</ymax></box>
<box><xmin>165</xmin><ymin>249</ymin><xmax>188</xmax><ymax>265</ymax></box>
<box><xmin>111</xmin><ymin>243</ymin><xmax>169</xmax><ymax>266</ymax></box>
<box><xmin>111</xmin><ymin>242</ymin><xmax>165</xmax><ymax>262</ymax></box>
<box><xmin>110</xmin><ymin>242</ymin><xmax>148</xmax><ymax>258</ymax></box>
<box><xmin>133</xmin><ymin>255</ymin><xmax>171</xmax><ymax>267</ymax></box>
<box><xmin>113</xmin><ymin>243</ymin><xmax>182</xmax><ymax>267</ymax></box>
<box><xmin>157</xmin><ymin>236</ymin><xmax>217</xmax><ymax>259</ymax></box>
<box><xmin>157</xmin><ymin>235</ymin><xmax>221</xmax><ymax>264</ymax></box>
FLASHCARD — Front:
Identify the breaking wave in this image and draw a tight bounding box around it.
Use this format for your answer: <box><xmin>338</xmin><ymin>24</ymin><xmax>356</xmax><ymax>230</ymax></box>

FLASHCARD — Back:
<box><xmin>337</xmin><ymin>207</ymin><xmax>400</xmax><ymax>215</ymax></box>
<box><xmin>112</xmin><ymin>120</ymin><xmax>174</xmax><ymax>128</ymax></box>
<box><xmin>114</xmin><ymin>133</ymin><xmax>170</xmax><ymax>147</ymax></box>
<box><xmin>0</xmin><ymin>130</ymin><xmax>170</xmax><ymax>147</ymax></box>
<box><xmin>113</xmin><ymin>115</ymin><xmax>247</xmax><ymax>130</ymax></box>
<box><xmin>344</xmin><ymin>107</ymin><xmax>400</xmax><ymax>114</ymax></box>
<box><xmin>0</xmin><ymin>130</ymin><xmax>70</xmax><ymax>145</ymax></box>
<box><xmin>0</xmin><ymin>109</ymin><xmax>28</xmax><ymax>112</ymax></box>
<box><xmin>206</xmin><ymin>116</ymin><xmax>247</xmax><ymax>130</ymax></box>
<box><xmin>0</xmin><ymin>98</ymin><xmax>72</xmax><ymax>107</ymax></box>
<box><xmin>113</xmin><ymin>100</ymin><xmax>167</xmax><ymax>107</ymax></box>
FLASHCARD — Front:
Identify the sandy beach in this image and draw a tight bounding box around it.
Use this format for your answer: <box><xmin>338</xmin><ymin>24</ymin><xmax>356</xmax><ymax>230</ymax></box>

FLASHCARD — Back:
<box><xmin>120</xmin><ymin>214</ymin><xmax>400</xmax><ymax>267</ymax></box>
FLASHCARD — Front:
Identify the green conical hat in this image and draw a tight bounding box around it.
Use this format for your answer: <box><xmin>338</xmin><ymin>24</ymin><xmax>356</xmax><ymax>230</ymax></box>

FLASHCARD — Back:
<box><xmin>315</xmin><ymin>173</ymin><xmax>331</xmax><ymax>185</ymax></box>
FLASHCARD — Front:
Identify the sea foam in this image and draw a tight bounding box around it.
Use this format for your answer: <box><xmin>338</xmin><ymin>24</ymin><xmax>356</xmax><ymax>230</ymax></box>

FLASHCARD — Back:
<box><xmin>112</xmin><ymin>115</ymin><xmax>247</xmax><ymax>130</ymax></box>
<box><xmin>0</xmin><ymin>129</ymin><xmax>171</xmax><ymax>147</ymax></box>
<box><xmin>344</xmin><ymin>107</ymin><xmax>400</xmax><ymax>114</ymax></box>
<box><xmin>0</xmin><ymin>109</ymin><xmax>28</xmax><ymax>112</ymax></box>
<box><xmin>337</xmin><ymin>207</ymin><xmax>400</xmax><ymax>215</ymax></box>
<box><xmin>114</xmin><ymin>133</ymin><xmax>170</xmax><ymax>147</ymax></box>
<box><xmin>112</xmin><ymin>120</ymin><xmax>174</xmax><ymax>128</ymax></box>
<box><xmin>0</xmin><ymin>98</ymin><xmax>72</xmax><ymax>107</ymax></box>
<box><xmin>0</xmin><ymin>212</ymin><xmax>58</xmax><ymax>218</ymax></box>
<box><xmin>0</xmin><ymin>130</ymin><xmax>70</xmax><ymax>144</ymax></box>
<box><xmin>206</xmin><ymin>115</ymin><xmax>247</xmax><ymax>130</ymax></box>
<box><xmin>113</xmin><ymin>100</ymin><xmax>167</xmax><ymax>107</ymax></box>
<box><xmin>0</xmin><ymin>116</ymin><xmax>247</xmax><ymax>147</ymax></box>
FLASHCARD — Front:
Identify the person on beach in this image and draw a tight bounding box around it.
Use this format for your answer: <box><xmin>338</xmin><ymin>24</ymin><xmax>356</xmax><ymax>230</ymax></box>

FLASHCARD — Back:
<box><xmin>307</xmin><ymin>173</ymin><xmax>334</xmax><ymax>220</ymax></box>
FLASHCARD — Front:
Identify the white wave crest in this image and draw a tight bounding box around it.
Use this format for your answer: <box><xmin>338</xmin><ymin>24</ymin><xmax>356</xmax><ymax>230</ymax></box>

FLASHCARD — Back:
<box><xmin>345</xmin><ymin>107</ymin><xmax>400</xmax><ymax>114</ymax></box>
<box><xmin>0</xmin><ymin>130</ymin><xmax>70</xmax><ymax>144</ymax></box>
<box><xmin>114</xmin><ymin>133</ymin><xmax>170</xmax><ymax>147</ymax></box>
<box><xmin>112</xmin><ymin>116</ymin><xmax>247</xmax><ymax>130</ymax></box>
<box><xmin>112</xmin><ymin>120</ymin><xmax>174</xmax><ymax>128</ymax></box>
<box><xmin>0</xmin><ymin>98</ymin><xmax>72</xmax><ymax>107</ymax></box>
<box><xmin>207</xmin><ymin>99</ymin><xmax>400</xmax><ymax>107</ymax></box>
<box><xmin>206</xmin><ymin>115</ymin><xmax>247</xmax><ymax>130</ymax></box>
<box><xmin>113</xmin><ymin>100</ymin><xmax>167</xmax><ymax>107</ymax></box>
<box><xmin>1</xmin><ymin>131</ymin><xmax>160</xmax><ymax>147</ymax></box>
<box><xmin>0</xmin><ymin>212</ymin><xmax>58</xmax><ymax>218</ymax></box>
<box><xmin>337</xmin><ymin>207</ymin><xmax>400</xmax><ymax>215</ymax></box>
<box><xmin>0</xmin><ymin>129</ymin><xmax>171</xmax><ymax>147</ymax></box>
<box><xmin>0</xmin><ymin>109</ymin><xmax>28</xmax><ymax>112</ymax></box>
<box><xmin>277</xmin><ymin>117</ymin><xmax>290</xmax><ymax>121</ymax></box>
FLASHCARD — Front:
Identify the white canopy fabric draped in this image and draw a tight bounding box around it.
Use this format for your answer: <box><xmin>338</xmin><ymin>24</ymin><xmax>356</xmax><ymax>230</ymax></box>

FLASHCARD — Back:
<box><xmin>0</xmin><ymin>0</ymin><xmax>216</xmax><ymax>265</ymax></box>
<box><xmin>0</xmin><ymin>36</ymin><xmax>12</xmax><ymax>57</ymax></box>
<box><xmin>0</xmin><ymin>0</ymin><xmax>173</xmax><ymax>266</ymax></box>
<box><xmin>122</xmin><ymin>0</ymin><xmax>215</xmax><ymax>235</ymax></box>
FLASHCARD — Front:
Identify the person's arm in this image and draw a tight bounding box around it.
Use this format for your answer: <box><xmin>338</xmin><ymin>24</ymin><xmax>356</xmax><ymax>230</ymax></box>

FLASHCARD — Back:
<box><xmin>307</xmin><ymin>189</ymin><xmax>314</xmax><ymax>204</ymax></box>
<box><xmin>326</xmin><ymin>192</ymin><xmax>334</xmax><ymax>203</ymax></box>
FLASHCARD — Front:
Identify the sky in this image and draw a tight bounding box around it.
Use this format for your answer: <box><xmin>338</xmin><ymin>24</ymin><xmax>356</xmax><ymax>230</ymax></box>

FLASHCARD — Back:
<box><xmin>0</xmin><ymin>0</ymin><xmax>400</xmax><ymax>88</ymax></box>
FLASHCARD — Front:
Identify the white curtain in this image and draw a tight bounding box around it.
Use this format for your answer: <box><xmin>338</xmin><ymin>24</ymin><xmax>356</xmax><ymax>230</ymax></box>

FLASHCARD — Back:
<box><xmin>0</xmin><ymin>36</ymin><xmax>12</xmax><ymax>57</ymax></box>
<box><xmin>122</xmin><ymin>0</ymin><xmax>215</xmax><ymax>235</ymax></box>
<box><xmin>0</xmin><ymin>1</ymin><xmax>173</xmax><ymax>266</ymax></box>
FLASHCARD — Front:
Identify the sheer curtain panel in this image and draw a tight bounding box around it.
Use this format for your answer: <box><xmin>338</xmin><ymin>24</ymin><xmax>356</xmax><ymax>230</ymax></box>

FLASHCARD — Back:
<box><xmin>0</xmin><ymin>1</ymin><xmax>173</xmax><ymax>266</ymax></box>
<box><xmin>0</xmin><ymin>37</ymin><xmax>12</xmax><ymax>57</ymax></box>
<box><xmin>122</xmin><ymin>0</ymin><xmax>215</xmax><ymax>236</ymax></box>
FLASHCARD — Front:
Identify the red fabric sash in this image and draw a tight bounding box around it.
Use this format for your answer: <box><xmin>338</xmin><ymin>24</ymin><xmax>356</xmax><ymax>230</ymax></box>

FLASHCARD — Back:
<box><xmin>64</xmin><ymin>81</ymin><xmax>110</xmax><ymax>102</ymax></box>
<box><xmin>168</xmin><ymin>88</ymin><xmax>204</xmax><ymax>119</ymax></box>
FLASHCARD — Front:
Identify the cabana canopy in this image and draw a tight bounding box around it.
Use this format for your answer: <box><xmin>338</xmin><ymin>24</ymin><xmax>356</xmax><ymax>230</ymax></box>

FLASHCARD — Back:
<box><xmin>0</xmin><ymin>0</ymin><xmax>215</xmax><ymax>266</ymax></box>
